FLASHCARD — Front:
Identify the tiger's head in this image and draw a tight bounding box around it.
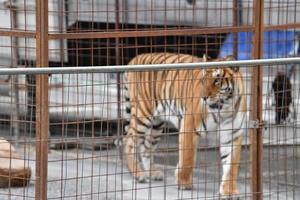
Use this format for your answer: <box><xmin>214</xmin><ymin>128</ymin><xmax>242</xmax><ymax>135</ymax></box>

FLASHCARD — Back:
<box><xmin>202</xmin><ymin>56</ymin><xmax>240</xmax><ymax>110</ymax></box>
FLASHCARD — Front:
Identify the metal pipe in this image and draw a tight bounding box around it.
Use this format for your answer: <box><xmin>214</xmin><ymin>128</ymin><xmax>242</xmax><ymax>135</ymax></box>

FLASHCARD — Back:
<box><xmin>233</xmin><ymin>0</ymin><xmax>238</xmax><ymax>58</ymax></box>
<box><xmin>115</xmin><ymin>0</ymin><xmax>123</xmax><ymax>160</ymax></box>
<box><xmin>48</xmin><ymin>26</ymin><xmax>254</xmax><ymax>40</ymax></box>
<box><xmin>0</xmin><ymin>29</ymin><xmax>36</xmax><ymax>38</ymax></box>
<box><xmin>0</xmin><ymin>23</ymin><xmax>298</xmax><ymax>40</ymax></box>
<box><xmin>11</xmin><ymin>1</ymin><xmax>20</xmax><ymax>146</ymax></box>
<box><xmin>250</xmin><ymin>0</ymin><xmax>264</xmax><ymax>199</ymax></box>
<box><xmin>35</xmin><ymin>0</ymin><xmax>49</xmax><ymax>199</ymax></box>
<box><xmin>0</xmin><ymin>57</ymin><xmax>299</xmax><ymax>75</ymax></box>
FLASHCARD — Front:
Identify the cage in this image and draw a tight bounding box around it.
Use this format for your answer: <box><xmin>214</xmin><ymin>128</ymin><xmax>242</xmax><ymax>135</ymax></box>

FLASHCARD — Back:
<box><xmin>0</xmin><ymin>0</ymin><xmax>298</xmax><ymax>199</ymax></box>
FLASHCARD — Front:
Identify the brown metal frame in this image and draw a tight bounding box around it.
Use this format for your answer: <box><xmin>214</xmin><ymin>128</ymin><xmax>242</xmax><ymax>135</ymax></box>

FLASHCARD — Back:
<box><xmin>0</xmin><ymin>1</ymin><xmax>298</xmax><ymax>199</ymax></box>
<box><xmin>250</xmin><ymin>0</ymin><xmax>264</xmax><ymax>200</ymax></box>
<box><xmin>35</xmin><ymin>0</ymin><xmax>49</xmax><ymax>199</ymax></box>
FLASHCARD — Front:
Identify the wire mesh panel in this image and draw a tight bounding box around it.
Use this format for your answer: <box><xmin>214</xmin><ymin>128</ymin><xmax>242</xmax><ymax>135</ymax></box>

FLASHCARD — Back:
<box><xmin>0</xmin><ymin>0</ymin><xmax>299</xmax><ymax>199</ymax></box>
<box><xmin>0</xmin><ymin>0</ymin><xmax>35</xmax><ymax>199</ymax></box>
<box><xmin>0</xmin><ymin>58</ymin><xmax>298</xmax><ymax>200</ymax></box>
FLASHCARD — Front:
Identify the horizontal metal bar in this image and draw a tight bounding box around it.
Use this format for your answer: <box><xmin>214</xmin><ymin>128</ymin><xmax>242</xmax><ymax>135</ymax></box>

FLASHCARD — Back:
<box><xmin>265</xmin><ymin>23</ymin><xmax>300</xmax><ymax>31</ymax></box>
<box><xmin>0</xmin><ymin>29</ymin><xmax>36</xmax><ymax>38</ymax></box>
<box><xmin>48</xmin><ymin>26</ymin><xmax>253</xmax><ymax>40</ymax></box>
<box><xmin>47</xmin><ymin>23</ymin><xmax>300</xmax><ymax>41</ymax></box>
<box><xmin>0</xmin><ymin>23</ymin><xmax>297</xmax><ymax>40</ymax></box>
<box><xmin>0</xmin><ymin>57</ymin><xmax>299</xmax><ymax>75</ymax></box>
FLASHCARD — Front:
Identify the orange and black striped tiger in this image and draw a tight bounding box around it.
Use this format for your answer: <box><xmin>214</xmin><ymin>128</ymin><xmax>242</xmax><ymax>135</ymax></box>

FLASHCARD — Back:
<box><xmin>122</xmin><ymin>53</ymin><xmax>246</xmax><ymax>197</ymax></box>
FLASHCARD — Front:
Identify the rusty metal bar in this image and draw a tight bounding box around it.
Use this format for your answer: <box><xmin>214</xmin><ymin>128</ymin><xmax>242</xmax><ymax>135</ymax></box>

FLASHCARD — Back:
<box><xmin>35</xmin><ymin>0</ymin><xmax>49</xmax><ymax>199</ymax></box>
<box><xmin>0</xmin><ymin>22</ymin><xmax>297</xmax><ymax>41</ymax></box>
<box><xmin>0</xmin><ymin>29</ymin><xmax>36</xmax><ymax>38</ymax></box>
<box><xmin>47</xmin><ymin>23</ymin><xmax>300</xmax><ymax>41</ymax></box>
<box><xmin>115</xmin><ymin>0</ymin><xmax>122</xmax><ymax>156</ymax></box>
<box><xmin>265</xmin><ymin>23</ymin><xmax>300</xmax><ymax>31</ymax></box>
<box><xmin>232</xmin><ymin>0</ymin><xmax>238</xmax><ymax>58</ymax></box>
<box><xmin>48</xmin><ymin>26</ymin><xmax>254</xmax><ymax>40</ymax></box>
<box><xmin>0</xmin><ymin>57</ymin><xmax>299</xmax><ymax>75</ymax></box>
<box><xmin>5</xmin><ymin>2</ymin><xmax>21</xmax><ymax>145</ymax></box>
<box><xmin>250</xmin><ymin>0</ymin><xmax>264</xmax><ymax>199</ymax></box>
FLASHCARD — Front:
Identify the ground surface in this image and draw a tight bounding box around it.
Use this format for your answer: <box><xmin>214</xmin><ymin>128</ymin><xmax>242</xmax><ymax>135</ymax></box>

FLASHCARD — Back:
<box><xmin>0</xmin><ymin>126</ymin><xmax>299</xmax><ymax>200</ymax></box>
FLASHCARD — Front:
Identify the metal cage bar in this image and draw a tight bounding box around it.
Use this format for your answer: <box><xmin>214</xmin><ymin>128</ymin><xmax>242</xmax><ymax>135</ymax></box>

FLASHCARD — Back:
<box><xmin>250</xmin><ymin>0</ymin><xmax>264</xmax><ymax>199</ymax></box>
<box><xmin>0</xmin><ymin>57</ymin><xmax>299</xmax><ymax>75</ymax></box>
<box><xmin>35</xmin><ymin>0</ymin><xmax>49</xmax><ymax>199</ymax></box>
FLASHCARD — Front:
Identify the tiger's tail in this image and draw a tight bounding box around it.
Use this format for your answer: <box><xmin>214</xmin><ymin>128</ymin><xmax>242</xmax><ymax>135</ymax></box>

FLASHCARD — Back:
<box><xmin>114</xmin><ymin>73</ymin><xmax>130</xmax><ymax>147</ymax></box>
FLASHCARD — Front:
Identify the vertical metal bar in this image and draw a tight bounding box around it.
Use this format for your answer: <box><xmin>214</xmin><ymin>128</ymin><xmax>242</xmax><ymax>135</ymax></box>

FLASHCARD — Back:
<box><xmin>35</xmin><ymin>0</ymin><xmax>49</xmax><ymax>199</ymax></box>
<box><xmin>250</xmin><ymin>0</ymin><xmax>264</xmax><ymax>200</ymax></box>
<box><xmin>115</xmin><ymin>0</ymin><xmax>122</xmax><ymax>154</ymax></box>
<box><xmin>233</xmin><ymin>0</ymin><xmax>238</xmax><ymax>58</ymax></box>
<box><xmin>6</xmin><ymin>2</ymin><xmax>20</xmax><ymax>145</ymax></box>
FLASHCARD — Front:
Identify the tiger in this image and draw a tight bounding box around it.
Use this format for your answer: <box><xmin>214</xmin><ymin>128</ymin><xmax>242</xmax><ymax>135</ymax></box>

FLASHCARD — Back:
<box><xmin>122</xmin><ymin>52</ymin><xmax>246</xmax><ymax>197</ymax></box>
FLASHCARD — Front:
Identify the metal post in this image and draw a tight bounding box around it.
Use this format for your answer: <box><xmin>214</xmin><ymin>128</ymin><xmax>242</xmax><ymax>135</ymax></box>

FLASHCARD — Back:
<box><xmin>250</xmin><ymin>0</ymin><xmax>264</xmax><ymax>200</ymax></box>
<box><xmin>5</xmin><ymin>1</ymin><xmax>20</xmax><ymax>145</ymax></box>
<box><xmin>115</xmin><ymin>0</ymin><xmax>122</xmax><ymax>155</ymax></box>
<box><xmin>35</xmin><ymin>0</ymin><xmax>49</xmax><ymax>199</ymax></box>
<box><xmin>233</xmin><ymin>0</ymin><xmax>243</xmax><ymax>59</ymax></box>
<box><xmin>233</xmin><ymin>0</ymin><xmax>238</xmax><ymax>58</ymax></box>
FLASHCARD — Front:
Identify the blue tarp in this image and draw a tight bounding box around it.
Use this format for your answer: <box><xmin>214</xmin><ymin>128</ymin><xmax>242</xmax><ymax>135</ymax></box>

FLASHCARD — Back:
<box><xmin>219</xmin><ymin>31</ymin><xmax>296</xmax><ymax>60</ymax></box>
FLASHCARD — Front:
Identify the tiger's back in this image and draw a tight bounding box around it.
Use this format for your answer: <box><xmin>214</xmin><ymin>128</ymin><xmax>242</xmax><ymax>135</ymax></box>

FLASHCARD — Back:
<box><xmin>125</xmin><ymin>53</ymin><xmax>208</xmax><ymax>122</ymax></box>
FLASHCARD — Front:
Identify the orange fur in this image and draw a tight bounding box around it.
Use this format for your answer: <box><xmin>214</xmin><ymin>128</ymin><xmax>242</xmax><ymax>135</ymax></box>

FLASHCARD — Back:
<box><xmin>123</xmin><ymin>53</ymin><xmax>245</xmax><ymax>197</ymax></box>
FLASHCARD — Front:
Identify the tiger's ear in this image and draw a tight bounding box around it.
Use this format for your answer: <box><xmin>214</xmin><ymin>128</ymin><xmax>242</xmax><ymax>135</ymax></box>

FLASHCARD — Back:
<box><xmin>225</xmin><ymin>55</ymin><xmax>239</xmax><ymax>72</ymax></box>
<box><xmin>225</xmin><ymin>55</ymin><xmax>235</xmax><ymax>61</ymax></box>
<box><xmin>203</xmin><ymin>54</ymin><xmax>208</xmax><ymax>62</ymax></box>
<box><xmin>231</xmin><ymin>66</ymin><xmax>240</xmax><ymax>72</ymax></box>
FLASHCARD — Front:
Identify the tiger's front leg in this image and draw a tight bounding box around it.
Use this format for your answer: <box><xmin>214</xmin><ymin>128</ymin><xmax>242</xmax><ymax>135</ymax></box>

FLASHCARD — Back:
<box><xmin>175</xmin><ymin>115</ymin><xmax>199</xmax><ymax>189</ymax></box>
<box><xmin>219</xmin><ymin>129</ymin><xmax>243</xmax><ymax>197</ymax></box>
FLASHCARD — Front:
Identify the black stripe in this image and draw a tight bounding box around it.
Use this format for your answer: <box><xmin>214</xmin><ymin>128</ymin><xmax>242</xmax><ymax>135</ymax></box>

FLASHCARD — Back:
<box><xmin>143</xmin><ymin>139</ymin><xmax>151</xmax><ymax>149</ymax></box>
<box><xmin>223</xmin><ymin>132</ymin><xmax>241</xmax><ymax>145</ymax></box>
<box><xmin>212</xmin><ymin>113</ymin><xmax>218</xmax><ymax>123</ymax></box>
<box><xmin>126</xmin><ymin>107</ymin><xmax>131</xmax><ymax>113</ymax></box>
<box><xmin>129</xmin><ymin>127</ymin><xmax>145</xmax><ymax>135</ymax></box>
<box><xmin>201</xmin><ymin>118</ymin><xmax>207</xmax><ymax>131</ymax></box>
<box><xmin>152</xmin><ymin>139</ymin><xmax>160</xmax><ymax>145</ymax></box>
<box><xmin>152</xmin><ymin>122</ymin><xmax>164</xmax><ymax>129</ymax></box>
<box><xmin>221</xmin><ymin>153</ymin><xmax>229</xmax><ymax>160</ymax></box>
<box><xmin>132</xmin><ymin>114</ymin><xmax>152</xmax><ymax>126</ymax></box>
<box><xmin>137</xmin><ymin>102</ymin><xmax>152</xmax><ymax>118</ymax></box>
<box><xmin>209</xmin><ymin>103</ymin><xmax>223</xmax><ymax>110</ymax></box>
<box><xmin>135</xmin><ymin>116</ymin><xmax>150</xmax><ymax>129</ymax></box>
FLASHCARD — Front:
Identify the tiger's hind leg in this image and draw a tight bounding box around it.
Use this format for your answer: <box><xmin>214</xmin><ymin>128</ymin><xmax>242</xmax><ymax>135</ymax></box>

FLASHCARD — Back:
<box><xmin>125</xmin><ymin>118</ymin><xmax>164</xmax><ymax>182</ymax></box>
<box><xmin>219</xmin><ymin>130</ymin><xmax>243</xmax><ymax>197</ymax></box>
<box><xmin>139</xmin><ymin>121</ymin><xmax>164</xmax><ymax>181</ymax></box>
<box><xmin>124</xmin><ymin>134</ymin><xmax>148</xmax><ymax>182</ymax></box>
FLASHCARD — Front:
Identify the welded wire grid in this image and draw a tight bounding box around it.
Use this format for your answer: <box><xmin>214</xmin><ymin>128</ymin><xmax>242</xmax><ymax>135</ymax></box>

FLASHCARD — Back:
<box><xmin>0</xmin><ymin>0</ymin><xmax>34</xmax><ymax>199</ymax></box>
<box><xmin>261</xmin><ymin>1</ymin><xmax>300</xmax><ymax>199</ymax></box>
<box><xmin>0</xmin><ymin>0</ymin><xmax>298</xmax><ymax>199</ymax></box>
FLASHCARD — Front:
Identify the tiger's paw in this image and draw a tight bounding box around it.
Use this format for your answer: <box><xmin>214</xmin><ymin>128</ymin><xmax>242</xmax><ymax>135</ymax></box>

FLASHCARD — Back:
<box><xmin>150</xmin><ymin>170</ymin><xmax>164</xmax><ymax>181</ymax></box>
<box><xmin>134</xmin><ymin>173</ymin><xmax>149</xmax><ymax>183</ymax></box>
<box><xmin>134</xmin><ymin>170</ymin><xmax>164</xmax><ymax>182</ymax></box>
<box><xmin>219</xmin><ymin>186</ymin><xmax>240</xmax><ymax>200</ymax></box>
<box><xmin>175</xmin><ymin>167</ymin><xmax>193</xmax><ymax>190</ymax></box>
<box><xmin>218</xmin><ymin>194</ymin><xmax>241</xmax><ymax>200</ymax></box>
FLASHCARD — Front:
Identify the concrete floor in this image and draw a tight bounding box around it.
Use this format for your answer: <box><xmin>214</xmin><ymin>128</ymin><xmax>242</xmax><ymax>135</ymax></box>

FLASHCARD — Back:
<box><xmin>0</xmin><ymin>126</ymin><xmax>299</xmax><ymax>200</ymax></box>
